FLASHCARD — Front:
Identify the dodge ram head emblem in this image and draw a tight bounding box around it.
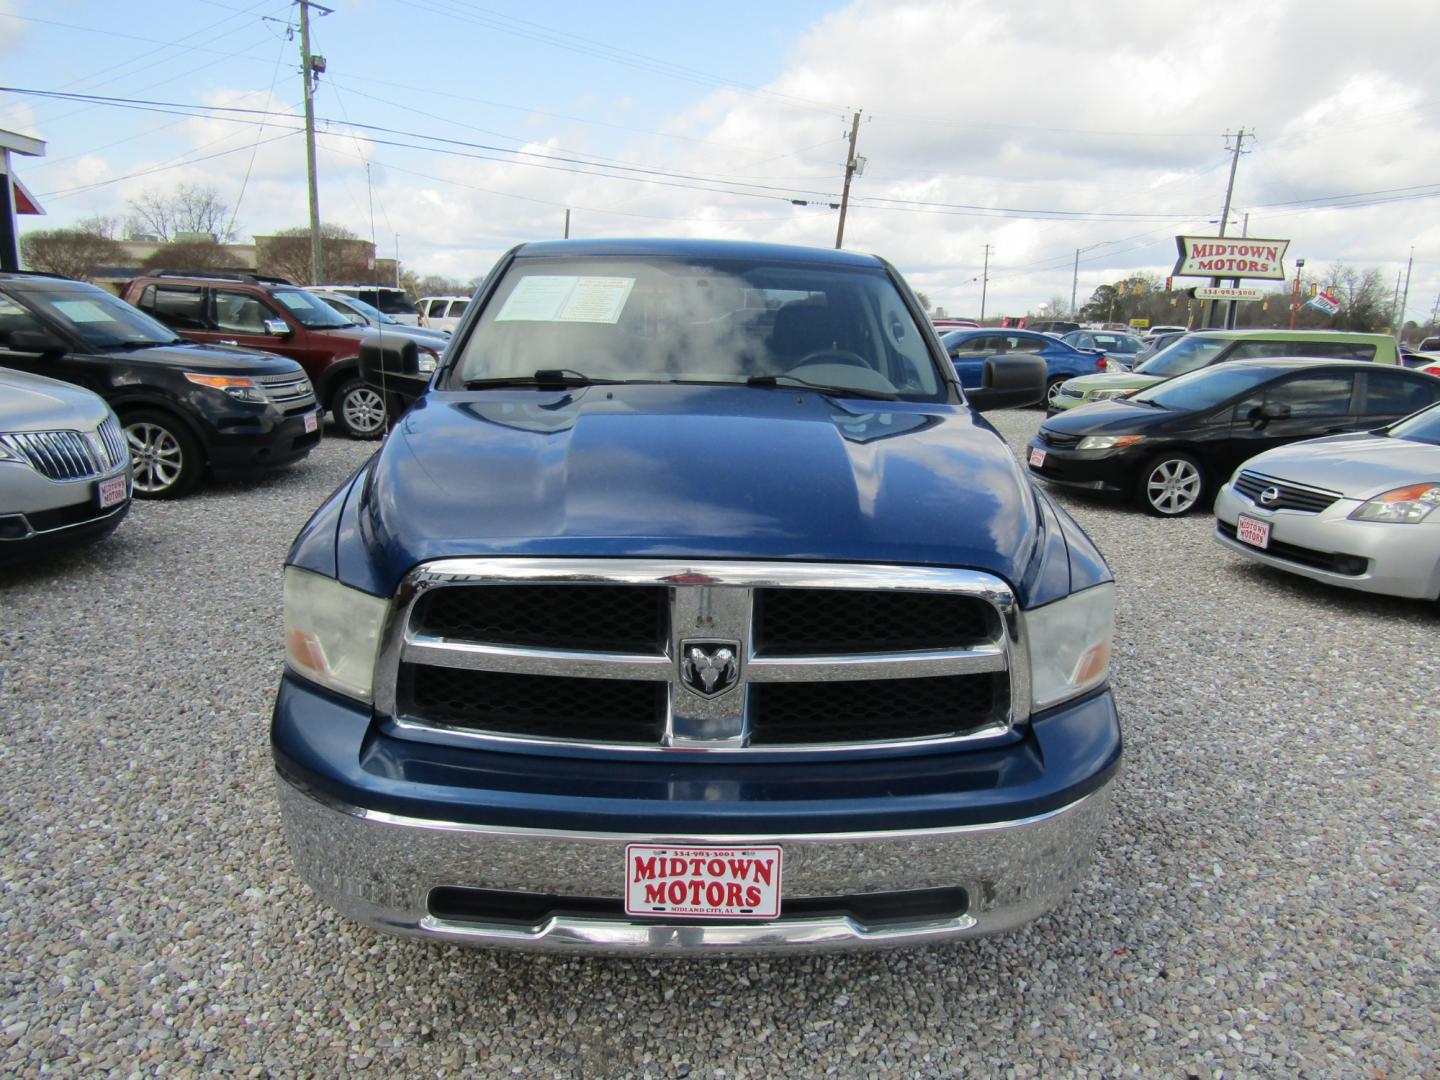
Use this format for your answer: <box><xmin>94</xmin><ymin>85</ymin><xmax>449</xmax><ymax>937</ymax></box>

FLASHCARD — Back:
<box><xmin>680</xmin><ymin>641</ymin><xmax>740</xmax><ymax>698</ymax></box>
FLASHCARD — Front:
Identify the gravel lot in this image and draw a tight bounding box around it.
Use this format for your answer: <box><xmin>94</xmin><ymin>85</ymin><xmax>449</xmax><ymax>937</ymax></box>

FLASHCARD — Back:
<box><xmin>2</xmin><ymin>409</ymin><xmax>1435</xmax><ymax>1078</ymax></box>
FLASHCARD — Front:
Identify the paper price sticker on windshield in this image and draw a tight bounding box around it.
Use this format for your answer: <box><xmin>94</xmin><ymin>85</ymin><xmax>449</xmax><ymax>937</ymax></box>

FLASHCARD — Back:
<box><xmin>496</xmin><ymin>275</ymin><xmax>635</xmax><ymax>324</ymax></box>
<box><xmin>625</xmin><ymin>845</ymin><xmax>781</xmax><ymax>919</ymax></box>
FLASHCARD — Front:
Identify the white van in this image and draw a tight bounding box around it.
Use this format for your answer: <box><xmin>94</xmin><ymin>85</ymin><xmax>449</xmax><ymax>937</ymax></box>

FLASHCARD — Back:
<box><xmin>417</xmin><ymin>295</ymin><xmax>471</xmax><ymax>333</ymax></box>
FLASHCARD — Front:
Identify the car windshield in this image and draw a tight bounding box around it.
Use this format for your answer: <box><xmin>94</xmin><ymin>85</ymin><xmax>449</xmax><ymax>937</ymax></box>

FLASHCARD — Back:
<box><xmin>20</xmin><ymin>287</ymin><xmax>183</xmax><ymax>348</ymax></box>
<box><xmin>329</xmin><ymin>294</ymin><xmax>391</xmax><ymax>323</ymax></box>
<box><xmin>271</xmin><ymin>288</ymin><xmax>353</xmax><ymax>329</ymax></box>
<box><xmin>1386</xmin><ymin>402</ymin><xmax>1440</xmax><ymax>445</ymax></box>
<box><xmin>1134</xmin><ymin>335</ymin><xmax>1230</xmax><ymax>377</ymax></box>
<box><xmin>1131</xmin><ymin>364</ymin><xmax>1277</xmax><ymax>411</ymax></box>
<box><xmin>451</xmin><ymin>255</ymin><xmax>944</xmax><ymax>400</ymax></box>
<box><xmin>1091</xmin><ymin>334</ymin><xmax>1140</xmax><ymax>353</ymax></box>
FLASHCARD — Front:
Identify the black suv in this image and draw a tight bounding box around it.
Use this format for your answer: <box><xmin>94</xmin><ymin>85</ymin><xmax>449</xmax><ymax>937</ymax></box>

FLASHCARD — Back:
<box><xmin>0</xmin><ymin>272</ymin><xmax>320</xmax><ymax>498</ymax></box>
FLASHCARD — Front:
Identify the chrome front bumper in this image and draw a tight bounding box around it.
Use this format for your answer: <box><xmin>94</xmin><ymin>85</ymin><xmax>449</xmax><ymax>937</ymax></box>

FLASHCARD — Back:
<box><xmin>276</xmin><ymin>773</ymin><xmax>1114</xmax><ymax>954</ymax></box>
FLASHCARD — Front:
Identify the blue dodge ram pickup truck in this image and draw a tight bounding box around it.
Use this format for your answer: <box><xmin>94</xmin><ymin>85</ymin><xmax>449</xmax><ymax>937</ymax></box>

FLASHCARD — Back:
<box><xmin>272</xmin><ymin>239</ymin><xmax>1121</xmax><ymax>954</ymax></box>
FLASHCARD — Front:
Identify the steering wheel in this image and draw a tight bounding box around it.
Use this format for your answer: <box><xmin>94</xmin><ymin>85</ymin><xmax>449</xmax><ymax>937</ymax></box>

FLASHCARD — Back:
<box><xmin>794</xmin><ymin>348</ymin><xmax>871</xmax><ymax>369</ymax></box>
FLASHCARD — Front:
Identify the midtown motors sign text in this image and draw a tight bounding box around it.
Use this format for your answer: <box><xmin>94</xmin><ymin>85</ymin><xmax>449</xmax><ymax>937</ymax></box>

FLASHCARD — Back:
<box><xmin>1173</xmin><ymin>236</ymin><xmax>1290</xmax><ymax>280</ymax></box>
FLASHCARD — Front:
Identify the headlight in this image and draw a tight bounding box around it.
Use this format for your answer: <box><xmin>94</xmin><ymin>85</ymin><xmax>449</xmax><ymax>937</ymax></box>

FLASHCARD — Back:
<box><xmin>1348</xmin><ymin>483</ymin><xmax>1440</xmax><ymax>524</ymax></box>
<box><xmin>1025</xmin><ymin>583</ymin><xmax>1115</xmax><ymax>712</ymax></box>
<box><xmin>1076</xmin><ymin>434</ymin><xmax>1145</xmax><ymax>451</ymax></box>
<box><xmin>417</xmin><ymin>350</ymin><xmax>439</xmax><ymax>374</ymax></box>
<box><xmin>1088</xmin><ymin>389</ymin><xmax>1129</xmax><ymax>401</ymax></box>
<box><xmin>185</xmin><ymin>372</ymin><xmax>266</xmax><ymax>403</ymax></box>
<box><xmin>283</xmin><ymin>567</ymin><xmax>390</xmax><ymax>701</ymax></box>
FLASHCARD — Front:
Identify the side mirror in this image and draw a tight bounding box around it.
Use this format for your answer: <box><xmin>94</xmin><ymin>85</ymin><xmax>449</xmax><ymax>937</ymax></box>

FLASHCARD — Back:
<box><xmin>264</xmin><ymin>319</ymin><xmax>292</xmax><ymax>337</ymax></box>
<box><xmin>7</xmin><ymin>329</ymin><xmax>68</xmax><ymax>357</ymax></box>
<box><xmin>967</xmin><ymin>353</ymin><xmax>1047</xmax><ymax>411</ymax></box>
<box><xmin>1248</xmin><ymin>401</ymin><xmax>1291</xmax><ymax>425</ymax></box>
<box><xmin>344</xmin><ymin>313</ymin><xmax>367</xmax><ymax>327</ymax></box>
<box><xmin>359</xmin><ymin>334</ymin><xmax>431</xmax><ymax>418</ymax></box>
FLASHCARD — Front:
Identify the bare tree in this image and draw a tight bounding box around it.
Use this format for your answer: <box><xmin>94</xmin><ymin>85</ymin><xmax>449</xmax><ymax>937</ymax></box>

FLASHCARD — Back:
<box><xmin>257</xmin><ymin>224</ymin><xmax>376</xmax><ymax>284</ymax></box>
<box><xmin>20</xmin><ymin>228</ymin><xmax>126</xmax><ymax>279</ymax></box>
<box><xmin>139</xmin><ymin>240</ymin><xmax>238</xmax><ymax>274</ymax></box>
<box><xmin>75</xmin><ymin>213</ymin><xmax>124</xmax><ymax>240</ymax></box>
<box><xmin>126</xmin><ymin>183</ymin><xmax>236</xmax><ymax>242</ymax></box>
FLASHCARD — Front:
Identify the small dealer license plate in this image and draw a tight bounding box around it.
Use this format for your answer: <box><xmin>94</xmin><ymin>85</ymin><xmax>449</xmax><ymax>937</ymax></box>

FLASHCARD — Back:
<box><xmin>1236</xmin><ymin>514</ymin><xmax>1271</xmax><ymax>549</ymax></box>
<box><xmin>1029</xmin><ymin>447</ymin><xmax>1046</xmax><ymax>468</ymax></box>
<box><xmin>97</xmin><ymin>475</ymin><xmax>128</xmax><ymax>508</ymax></box>
<box><xmin>624</xmin><ymin>845</ymin><xmax>782</xmax><ymax>919</ymax></box>
<box><xmin>304</xmin><ymin>411</ymin><xmax>319</xmax><ymax>434</ymax></box>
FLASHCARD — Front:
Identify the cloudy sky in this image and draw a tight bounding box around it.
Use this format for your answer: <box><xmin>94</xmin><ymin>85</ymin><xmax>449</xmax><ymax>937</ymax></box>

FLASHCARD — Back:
<box><xmin>4</xmin><ymin>0</ymin><xmax>1438</xmax><ymax>324</ymax></box>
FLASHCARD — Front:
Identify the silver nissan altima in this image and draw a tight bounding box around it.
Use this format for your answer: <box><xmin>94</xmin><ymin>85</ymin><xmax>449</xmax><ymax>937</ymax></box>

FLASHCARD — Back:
<box><xmin>0</xmin><ymin>368</ymin><xmax>132</xmax><ymax>563</ymax></box>
<box><xmin>1214</xmin><ymin>401</ymin><xmax>1440</xmax><ymax>600</ymax></box>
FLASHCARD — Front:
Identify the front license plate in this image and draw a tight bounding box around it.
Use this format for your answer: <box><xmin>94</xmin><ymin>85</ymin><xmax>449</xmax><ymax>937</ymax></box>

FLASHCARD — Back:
<box><xmin>304</xmin><ymin>411</ymin><xmax>319</xmax><ymax>434</ymax></box>
<box><xmin>1236</xmin><ymin>514</ymin><xmax>1271</xmax><ymax>549</ymax></box>
<box><xmin>624</xmin><ymin>845</ymin><xmax>782</xmax><ymax>920</ymax></box>
<box><xmin>96</xmin><ymin>474</ymin><xmax>128</xmax><ymax>508</ymax></box>
<box><xmin>1029</xmin><ymin>447</ymin><xmax>1047</xmax><ymax>468</ymax></box>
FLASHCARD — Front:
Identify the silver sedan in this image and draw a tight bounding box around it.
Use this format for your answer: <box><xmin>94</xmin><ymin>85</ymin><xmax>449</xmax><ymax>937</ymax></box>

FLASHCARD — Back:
<box><xmin>1214</xmin><ymin>402</ymin><xmax>1440</xmax><ymax>600</ymax></box>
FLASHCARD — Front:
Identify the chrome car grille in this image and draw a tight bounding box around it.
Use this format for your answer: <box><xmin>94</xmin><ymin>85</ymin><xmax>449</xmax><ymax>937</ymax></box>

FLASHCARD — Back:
<box><xmin>1234</xmin><ymin>471</ymin><xmax>1341</xmax><ymax>514</ymax></box>
<box><xmin>1</xmin><ymin>415</ymin><xmax>128</xmax><ymax>481</ymax></box>
<box><xmin>376</xmin><ymin>559</ymin><xmax>1025</xmax><ymax>752</ymax></box>
<box><xmin>256</xmin><ymin>370</ymin><xmax>318</xmax><ymax>413</ymax></box>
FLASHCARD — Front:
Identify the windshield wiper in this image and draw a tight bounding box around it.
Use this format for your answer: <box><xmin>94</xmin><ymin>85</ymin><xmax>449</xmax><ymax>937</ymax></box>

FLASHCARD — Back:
<box><xmin>745</xmin><ymin>373</ymin><xmax>899</xmax><ymax>401</ymax></box>
<box><xmin>464</xmin><ymin>368</ymin><xmax>627</xmax><ymax>389</ymax></box>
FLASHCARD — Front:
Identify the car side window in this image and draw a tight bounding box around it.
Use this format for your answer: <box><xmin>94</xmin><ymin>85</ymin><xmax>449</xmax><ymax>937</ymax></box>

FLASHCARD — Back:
<box><xmin>1359</xmin><ymin>370</ymin><xmax>1437</xmax><ymax>418</ymax></box>
<box><xmin>1227</xmin><ymin>341</ymin><xmax>1295</xmax><ymax>361</ymax></box>
<box><xmin>141</xmin><ymin>284</ymin><xmax>206</xmax><ymax>331</ymax></box>
<box><xmin>1234</xmin><ymin>372</ymin><xmax>1355</xmax><ymax>420</ymax></box>
<box><xmin>0</xmin><ymin>293</ymin><xmax>46</xmax><ymax>347</ymax></box>
<box><xmin>212</xmin><ymin>289</ymin><xmax>272</xmax><ymax>333</ymax></box>
<box><xmin>951</xmin><ymin>335</ymin><xmax>990</xmax><ymax>354</ymax></box>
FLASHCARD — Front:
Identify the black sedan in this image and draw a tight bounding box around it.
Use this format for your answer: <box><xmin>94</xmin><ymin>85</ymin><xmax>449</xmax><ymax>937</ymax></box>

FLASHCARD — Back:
<box><xmin>1025</xmin><ymin>359</ymin><xmax>1440</xmax><ymax>516</ymax></box>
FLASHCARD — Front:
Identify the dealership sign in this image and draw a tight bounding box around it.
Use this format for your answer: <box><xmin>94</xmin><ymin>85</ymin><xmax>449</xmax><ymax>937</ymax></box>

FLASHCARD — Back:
<box><xmin>1305</xmin><ymin>289</ymin><xmax>1343</xmax><ymax>316</ymax></box>
<box><xmin>1173</xmin><ymin>236</ymin><xmax>1290</xmax><ymax>280</ymax></box>
<box><xmin>1193</xmin><ymin>286</ymin><xmax>1265</xmax><ymax>301</ymax></box>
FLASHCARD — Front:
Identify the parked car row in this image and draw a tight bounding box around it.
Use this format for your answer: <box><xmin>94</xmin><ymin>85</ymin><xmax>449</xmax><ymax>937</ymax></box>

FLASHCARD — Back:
<box><xmin>1024</xmin><ymin>353</ymin><xmax>1440</xmax><ymax>600</ymax></box>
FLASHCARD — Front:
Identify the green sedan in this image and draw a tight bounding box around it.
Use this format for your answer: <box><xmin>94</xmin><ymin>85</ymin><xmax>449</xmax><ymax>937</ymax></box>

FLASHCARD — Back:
<box><xmin>1048</xmin><ymin>329</ymin><xmax>1402</xmax><ymax>413</ymax></box>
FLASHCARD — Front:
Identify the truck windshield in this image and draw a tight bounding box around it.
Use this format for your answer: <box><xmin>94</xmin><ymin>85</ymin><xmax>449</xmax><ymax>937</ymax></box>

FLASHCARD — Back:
<box><xmin>272</xmin><ymin>289</ymin><xmax>353</xmax><ymax>329</ymax></box>
<box><xmin>451</xmin><ymin>255</ymin><xmax>944</xmax><ymax>400</ymax></box>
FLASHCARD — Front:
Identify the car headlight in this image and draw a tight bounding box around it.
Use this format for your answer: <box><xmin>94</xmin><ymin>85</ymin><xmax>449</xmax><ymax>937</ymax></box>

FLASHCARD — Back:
<box><xmin>185</xmin><ymin>372</ymin><xmax>267</xmax><ymax>403</ymax></box>
<box><xmin>1348</xmin><ymin>483</ymin><xmax>1440</xmax><ymax>524</ymax></box>
<box><xmin>417</xmin><ymin>350</ymin><xmax>439</xmax><ymax>374</ymax></box>
<box><xmin>1075</xmin><ymin>434</ymin><xmax>1145</xmax><ymax>451</ymax></box>
<box><xmin>1025</xmin><ymin>583</ymin><xmax>1115</xmax><ymax>712</ymax></box>
<box><xmin>283</xmin><ymin>567</ymin><xmax>390</xmax><ymax>701</ymax></box>
<box><xmin>1088</xmin><ymin>389</ymin><xmax>1129</xmax><ymax>401</ymax></box>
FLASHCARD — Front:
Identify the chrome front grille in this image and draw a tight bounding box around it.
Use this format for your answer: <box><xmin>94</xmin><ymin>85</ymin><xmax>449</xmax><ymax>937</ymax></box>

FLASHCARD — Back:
<box><xmin>376</xmin><ymin>559</ymin><xmax>1024</xmax><ymax>752</ymax></box>
<box><xmin>256</xmin><ymin>370</ymin><xmax>318</xmax><ymax>412</ymax></box>
<box><xmin>1234</xmin><ymin>471</ymin><xmax>1341</xmax><ymax>514</ymax></box>
<box><xmin>1</xmin><ymin>417</ymin><xmax>128</xmax><ymax>482</ymax></box>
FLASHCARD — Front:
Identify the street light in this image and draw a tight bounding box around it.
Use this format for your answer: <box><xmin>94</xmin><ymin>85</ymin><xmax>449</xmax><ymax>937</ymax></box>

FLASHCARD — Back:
<box><xmin>1072</xmin><ymin>241</ymin><xmax>1117</xmax><ymax>316</ymax></box>
<box><xmin>1288</xmin><ymin>258</ymin><xmax>1306</xmax><ymax>330</ymax></box>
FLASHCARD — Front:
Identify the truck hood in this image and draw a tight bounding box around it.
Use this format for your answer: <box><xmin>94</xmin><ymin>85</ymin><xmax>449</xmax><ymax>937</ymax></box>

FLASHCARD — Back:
<box><xmin>349</xmin><ymin>384</ymin><xmax>1043</xmax><ymax>595</ymax></box>
<box><xmin>1240</xmin><ymin>432</ymin><xmax>1440</xmax><ymax>499</ymax></box>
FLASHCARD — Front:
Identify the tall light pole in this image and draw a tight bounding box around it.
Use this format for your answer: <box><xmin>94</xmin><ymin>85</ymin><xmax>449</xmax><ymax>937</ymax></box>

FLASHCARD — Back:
<box><xmin>1395</xmin><ymin>247</ymin><xmax>1414</xmax><ymax>340</ymax></box>
<box><xmin>1288</xmin><ymin>257</ymin><xmax>1305</xmax><ymax>330</ymax></box>
<box><xmin>298</xmin><ymin>0</ymin><xmax>333</xmax><ymax>284</ymax></box>
<box><xmin>834</xmin><ymin>109</ymin><xmax>862</xmax><ymax>250</ymax></box>
<box><xmin>980</xmin><ymin>244</ymin><xmax>992</xmax><ymax>322</ymax></box>
<box><xmin>1071</xmin><ymin>240</ymin><xmax>1116</xmax><ymax>317</ymax></box>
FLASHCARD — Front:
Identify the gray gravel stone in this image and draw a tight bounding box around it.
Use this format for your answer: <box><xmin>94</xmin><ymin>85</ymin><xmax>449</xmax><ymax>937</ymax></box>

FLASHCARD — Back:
<box><xmin>0</xmin><ymin>410</ymin><xmax>1435</xmax><ymax>1078</ymax></box>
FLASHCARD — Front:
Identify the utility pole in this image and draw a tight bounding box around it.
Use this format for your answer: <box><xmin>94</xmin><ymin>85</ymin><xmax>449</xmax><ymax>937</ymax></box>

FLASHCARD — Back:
<box><xmin>298</xmin><ymin>0</ymin><xmax>332</xmax><ymax>284</ymax></box>
<box><xmin>1395</xmin><ymin>247</ymin><xmax>1414</xmax><ymax>340</ymax></box>
<box><xmin>1071</xmin><ymin>248</ymin><xmax>1081</xmax><ymax>317</ymax></box>
<box><xmin>563</xmin><ymin>208</ymin><xmax>570</xmax><ymax>239</ymax></box>
<box><xmin>1208</xmin><ymin>127</ymin><xmax>1251</xmax><ymax>329</ymax></box>
<box><xmin>834</xmin><ymin>109</ymin><xmax>862</xmax><ymax>250</ymax></box>
<box><xmin>980</xmin><ymin>244</ymin><xmax>992</xmax><ymax>322</ymax></box>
